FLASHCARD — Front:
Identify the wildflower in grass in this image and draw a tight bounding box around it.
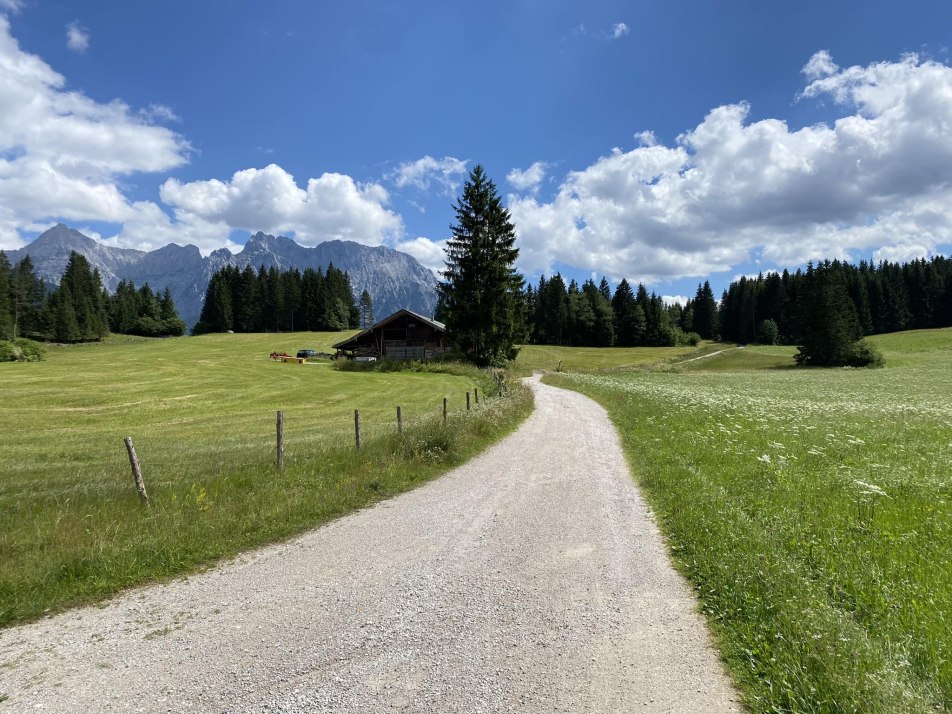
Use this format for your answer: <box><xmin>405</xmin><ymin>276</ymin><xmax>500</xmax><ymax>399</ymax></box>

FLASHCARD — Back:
<box><xmin>757</xmin><ymin>454</ymin><xmax>772</xmax><ymax>465</ymax></box>
<box><xmin>853</xmin><ymin>479</ymin><xmax>889</xmax><ymax>498</ymax></box>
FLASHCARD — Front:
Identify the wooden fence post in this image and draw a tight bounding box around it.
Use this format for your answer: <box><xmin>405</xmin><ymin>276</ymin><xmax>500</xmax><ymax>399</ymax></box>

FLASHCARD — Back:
<box><xmin>355</xmin><ymin>409</ymin><xmax>361</xmax><ymax>449</ymax></box>
<box><xmin>474</xmin><ymin>387</ymin><xmax>479</xmax><ymax>404</ymax></box>
<box><xmin>397</xmin><ymin>405</ymin><xmax>403</xmax><ymax>435</ymax></box>
<box><xmin>124</xmin><ymin>437</ymin><xmax>149</xmax><ymax>506</ymax></box>
<box><xmin>276</xmin><ymin>410</ymin><xmax>285</xmax><ymax>469</ymax></box>
<box><xmin>466</xmin><ymin>391</ymin><xmax>471</xmax><ymax>412</ymax></box>
<box><xmin>442</xmin><ymin>397</ymin><xmax>447</xmax><ymax>424</ymax></box>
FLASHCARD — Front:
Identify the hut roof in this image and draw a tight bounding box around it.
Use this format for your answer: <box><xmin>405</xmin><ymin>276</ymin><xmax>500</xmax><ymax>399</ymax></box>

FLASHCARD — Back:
<box><xmin>332</xmin><ymin>309</ymin><xmax>446</xmax><ymax>350</ymax></box>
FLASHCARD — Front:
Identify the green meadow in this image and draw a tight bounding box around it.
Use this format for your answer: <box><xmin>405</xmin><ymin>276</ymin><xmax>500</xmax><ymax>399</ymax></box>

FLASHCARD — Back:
<box><xmin>549</xmin><ymin>329</ymin><xmax>952</xmax><ymax>713</ymax></box>
<box><xmin>0</xmin><ymin>332</ymin><xmax>532</xmax><ymax>627</ymax></box>
<box><xmin>513</xmin><ymin>342</ymin><xmax>701</xmax><ymax>374</ymax></box>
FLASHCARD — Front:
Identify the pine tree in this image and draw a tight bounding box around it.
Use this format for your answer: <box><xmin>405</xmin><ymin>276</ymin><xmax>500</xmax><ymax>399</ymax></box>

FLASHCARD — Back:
<box><xmin>611</xmin><ymin>279</ymin><xmax>644</xmax><ymax>347</ymax></box>
<box><xmin>54</xmin><ymin>252</ymin><xmax>108</xmax><ymax>341</ymax></box>
<box><xmin>11</xmin><ymin>255</ymin><xmax>45</xmax><ymax>338</ymax></box>
<box><xmin>0</xmin><ymin>252</ymin><xmax>13</xmax><ymax>339</ymax></box>
<box><xmin>193</xmin><ymin>271</ymin><xmax>233</xmax><ymax>334</ymax></box>
<box><xmin>359</xmin><ymin>290</ymin><xmax>374</xmax><ymax>328</ymax></box>
<box><xmin>795</xmin><ymin>264</ymin><xmax>863</xmax><ymax>366</ymax></box>
<box><xmin>583</xmin><ymin>279</ymin><xmax>614</xmax><ymax>346</ymax></box>
<box><xmin>158</xmin><ymin>287</ymin><xmax>186</xmax><ymax>336</ymax></box>
<box><xmin>438</xmin><ymin>165</ymin><xmax>523</xmax><ymax>365</ymax></box>
<box><xmin>692</xmin><ymin>280</ymin><xmax>719</xmax><ymax>340</ymax></box>
<box><xmin>109</xmin><ymin>279</ymin><xmax>139</xmax><ymax>333</ymax></box>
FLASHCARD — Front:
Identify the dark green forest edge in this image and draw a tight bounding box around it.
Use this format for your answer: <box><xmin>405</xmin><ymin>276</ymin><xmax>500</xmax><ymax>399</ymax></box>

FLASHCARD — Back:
<box><xmin>0</xmin><ymin>251</ymin><xmax>186</xmax><ymax>360</ymax></box>
<box><xmin>524</xmin><ymin>257</ymin><xmax>952</xmax><ymax>367</ymax></box>
<box><xmin>192</xmin><ymin>263</ymin><xmax>371</xmax><ymax>335</ymax></box>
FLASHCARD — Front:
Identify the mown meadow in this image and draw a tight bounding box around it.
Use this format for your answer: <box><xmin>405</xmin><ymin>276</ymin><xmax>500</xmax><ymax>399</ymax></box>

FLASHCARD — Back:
<box><xmin>549</xmin><ymin>329</ymin><xmax>952</xmax><ymax>712</ymax></box>
<box><xmin>513</xmin><ymin>342</ymin><xmax>704</xmax><ymax>374</ymax></box>
<box><xmin>0</xmin><ymin>332</ymin><xmax>532</xmax><ymax>627</ymax></box>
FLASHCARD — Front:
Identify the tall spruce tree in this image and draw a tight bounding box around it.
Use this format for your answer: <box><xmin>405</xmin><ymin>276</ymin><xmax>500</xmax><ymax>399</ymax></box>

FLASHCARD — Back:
<box><xmin>692</xmin><ymin>280</ymin><xmax>719</xmax><ymax>340</ymax></box>
<box><xmin>50</xmin><ymin>252</ymin><xmax>108</xmax><ymax>341</ymax></box>
<box><xmin>0</xmin><ymin>251</ymin><xmax>12</xmax><ymax>339</ymax></box>
<box><xmin>611</xmin><ymin>279</ymin><xmax>644</xmax><ymax>346</ymax></box>
<box><xmin>438</xmin><ymin>165</ymin><xmax>523</xmax><ymax>365</ymax></box>
<box><xmin>359</xmin><ymin>290</ymin><xmax>374</xmax><ymax>328</ymax></box>
<box><xmin>795</xmin><ymin>264</ymin><xmax>863</xmax><ymax>366</ymax></box>
<box><xmin>11</xmin><ymin>255</ymin><xmax>44</xmax><ymax>338</ymax></box>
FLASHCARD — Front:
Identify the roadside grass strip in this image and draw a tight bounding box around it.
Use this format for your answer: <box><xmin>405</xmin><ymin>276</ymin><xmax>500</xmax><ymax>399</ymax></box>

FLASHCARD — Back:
<box><xmin>0</xmin><ymin>333</ymin><xmax>533</xmax><ymax>627</ymax></box>
<box><xmin>547</xmin><ymin>329</ymin><xmax>952</xmax><ymax>713</ymax></box>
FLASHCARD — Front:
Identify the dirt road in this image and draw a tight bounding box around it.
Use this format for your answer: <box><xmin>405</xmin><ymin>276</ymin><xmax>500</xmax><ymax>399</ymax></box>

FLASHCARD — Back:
<box><xmin>0</xmin><ymin>377</ymin><xmax>741</xmax><ymax>713</ymax></box>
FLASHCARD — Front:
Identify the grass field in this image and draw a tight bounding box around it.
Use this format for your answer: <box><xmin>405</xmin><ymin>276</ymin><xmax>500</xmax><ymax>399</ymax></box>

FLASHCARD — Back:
<box><xmin>548</xmin><ymin>329</ymin><xmax>952</xmax><ymax>712</ymax></box>
<box><xmin>677</xmin><ymin>344</ymin><xmax>798</xmax><ymax>372</ymax></box>
<box><xmin>513</xmin><ymin>342</ymin><xmax>702</xmax><ymax>374</ymax></box>
<box><xmin>0</xmin><ymin>332</ymin><xmax>532</xmax><ymax>627</ymax></box>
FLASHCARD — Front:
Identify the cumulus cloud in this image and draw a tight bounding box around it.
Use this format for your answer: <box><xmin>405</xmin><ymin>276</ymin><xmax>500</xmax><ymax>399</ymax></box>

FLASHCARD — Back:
<box><xmin>0</xmin><ymin>15</ymin><xmax>189</xmax><ymax>249</ymax></box>
<box><xmin>138</xmin><ymin>103</ymin><xmax>179</xmax><ymax>123</ymax></box>
<box><xmin>0</xmin><ymin>18</ymin><xmax>401</xmax><ymax>256</ymax></box>
<box><xmin>390</xmin><ymin>155</ymin><xmax>468</xmax><ymax>196</ymax></box>
<box><xmin>801</xmin><ymin>49</ymin><xmax>837</xmax><ymax>80</ymax></box>
<box><xmin>611</xmin><ymin>22</ymin><xmax>629</xmax><ymax>40</ymax></box>
<box><xmin>510</xmin><ymin>52</ymin><xmax>952</xmax><ymax>284</ymax></box>
<box><xmin>0</xmin><ymin>0</ymin><xmax>22</xmax><ymax>14</ymax></box>
<box><xmin>66</xmin><ymin>21</ymin><xmax>89</xmax><ymax>52</ymax></box>
<box><xmin>160</xmin><ymin>164</ymin><xmax>403</xmax><ymax>248</ymax></box>
<box><xmin>662</xmin><ymin>295</ymin><xmax>689</xmax><ymax>307</ymax></box>
<box><xmin>507</xmin><ymin>161</ymin><xmax>549</xmax><ymax>194</ymax></box>
<box><xmin>394</xmin><ymin>236</ymin><xmax>447</xmax><ymax>275</ymax></box>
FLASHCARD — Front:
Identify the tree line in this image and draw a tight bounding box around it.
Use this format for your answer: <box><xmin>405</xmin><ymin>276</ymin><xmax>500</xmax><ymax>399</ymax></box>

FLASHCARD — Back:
<box><xmin>193</xmin><ymin>263</ymin><xmax>363</xmax><ymax>335</ymax></box>
<box><xmin>524</xmin><ymin>275</ymin><xmax>701</xmax><ymax>348</ymax></box>
<box><xmin>714</xmin><ymin>256</ymin><xmax>952</xmax><ymax>346</ymax></box>
<box><xmin>0</xmin><ymin>250</ymin><xmax>185</xmax><ymax>343</ymax></box>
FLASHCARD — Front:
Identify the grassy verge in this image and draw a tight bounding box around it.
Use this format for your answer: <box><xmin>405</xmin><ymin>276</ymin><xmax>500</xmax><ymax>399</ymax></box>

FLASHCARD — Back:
<box><xmin>0</xmin><ymin>333</ymin><xmax>533</xmax><ymax>627</ymax></box>
<box><xmin>546</xmin><ymin>329</ymin><xmax>952</xmax><ymax>713</ymax></box>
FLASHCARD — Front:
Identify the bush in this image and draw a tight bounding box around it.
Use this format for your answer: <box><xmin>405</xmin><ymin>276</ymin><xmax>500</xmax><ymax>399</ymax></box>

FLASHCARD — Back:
<box><xmin>758</xmin><ymin>319</ymin><xmax>780</xmax><ymax>345</ymax></box>
<box><xmin>846</xmin><ymin>339</ymin><xmax>885</xmax><ymax>368</ymax></box>
<box><xmin>0</xmin><ymin>338</ymin><xmax>45</xmax><ymax>362</ymax></box>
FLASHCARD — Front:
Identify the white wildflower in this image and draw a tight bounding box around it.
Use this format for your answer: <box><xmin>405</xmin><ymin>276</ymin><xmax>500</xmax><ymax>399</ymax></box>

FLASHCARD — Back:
<box><xmin>853</xmin><ymin>479</ymin><xmax>889</xmax><ymax>498</ymax></box>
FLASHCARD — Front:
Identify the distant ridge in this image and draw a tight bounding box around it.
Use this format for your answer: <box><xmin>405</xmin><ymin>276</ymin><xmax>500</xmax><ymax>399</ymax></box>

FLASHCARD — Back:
<box><xmin>6</xmin><ymin>225</ymin><xmax>439</xmax><ymax>327</ymax></box>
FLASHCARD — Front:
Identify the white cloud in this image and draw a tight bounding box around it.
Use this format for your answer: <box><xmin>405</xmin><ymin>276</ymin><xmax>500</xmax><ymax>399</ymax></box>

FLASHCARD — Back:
<box><xmin>390</xmin><ymin>155</ymin><xmax>468</xmax><ymax>196</ymax></box>
<box><xmin>872</xmin><ymin>242</ymin><xmax>931</xmax><ymax>264</ymax></box>
<box><xmin>662</xmin><ymin>295</ymin><xmax>688</xmax><ymax>307</ymax></box>
<box><xmin>801</xmin><ymin>50</ymin><xmax>837</xmax><ymax>80</ymax></box>
<box><xmin>509</xmin><ymin>52</ymin><xmax>952</xmax><ymax>284</ymax></box>
<box><xmin>0</xmin><ymin>0</ymin><xmax>23</xmax><ymax>14</ymax></box>
<box><xmin>0</xmin><ymin>15</ymin><xmax>189</xmax><ymax>249</ymax></box>
<box><xmin>66</xmin><ymin>21</ymin><xmax>89</xmax><ymax>53</ymax></box>
<box><xmin>0</xmin><ymin>17</ymin><xmax>407</xmax><ymax>257</ymax></box>
<box><xmin>138</xmin><ymin>103</ymin><xmax>179</xmax><ymax>123</ymax></box>
<box><xmin>394</xmin><ymin>236</ymin><xmax>447</xmax><ymax>275</ymax></box>
<box><xmin>160</xmin><ymin>164</ymin><xmax>403</xmax><ymax>248</ymax></box>
<box><xmin>507</xmin><ymin>161</ymin><xmax>549</xmax><ymax>194</ymax></box>
<box><xmin>612</xmin><ymin>22</ymin><xmax>630</xmax><ymax>40</ymax></box>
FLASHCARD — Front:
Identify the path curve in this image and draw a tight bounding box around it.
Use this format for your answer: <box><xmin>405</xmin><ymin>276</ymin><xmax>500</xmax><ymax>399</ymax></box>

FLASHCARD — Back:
<box><xmin>0</xmin><ymin>377</ymin><xmax>740</xmax><ymax>713</ymax></box>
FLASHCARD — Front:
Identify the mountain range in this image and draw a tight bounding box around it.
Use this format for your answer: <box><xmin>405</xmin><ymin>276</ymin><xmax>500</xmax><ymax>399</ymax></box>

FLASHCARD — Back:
<box><xmin>6</xmin><ymin>225</ymin><xmax>439</xmax><ymax>328</ymax></box>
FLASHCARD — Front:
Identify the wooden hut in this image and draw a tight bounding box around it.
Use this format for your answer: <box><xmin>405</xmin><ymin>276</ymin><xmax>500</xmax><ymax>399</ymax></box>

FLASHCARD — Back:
<box><xmin>332</xmin><ymin>309</ymin><xmax>448</xmax><ymax>361</ymax></box>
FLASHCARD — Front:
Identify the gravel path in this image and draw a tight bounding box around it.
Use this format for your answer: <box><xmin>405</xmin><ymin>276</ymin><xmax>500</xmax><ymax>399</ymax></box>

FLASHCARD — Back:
<box><xmin>0</xmin><ymin>376</ymin><xmax>741</xmax><ymax>713</ymax></box>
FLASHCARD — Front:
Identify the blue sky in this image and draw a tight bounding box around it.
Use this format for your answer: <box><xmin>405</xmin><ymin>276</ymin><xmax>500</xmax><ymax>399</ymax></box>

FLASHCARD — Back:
<box><xmin>3</xmin><ymin>1</ymin><xmax>952</xmax><ymax>302</ymax></box>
